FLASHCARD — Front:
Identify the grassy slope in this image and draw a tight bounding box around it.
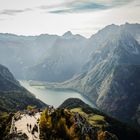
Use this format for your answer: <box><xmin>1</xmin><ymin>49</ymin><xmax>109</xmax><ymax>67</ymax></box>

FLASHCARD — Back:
<box><xmin>59</xmin><ymin>98</ymin><xmax>140</xmax><ymax>140</ymax></box>
<box><xmin>39</xmin><ymin>108</ymin><xmax>118</xmax><ymax>140</ymax></box>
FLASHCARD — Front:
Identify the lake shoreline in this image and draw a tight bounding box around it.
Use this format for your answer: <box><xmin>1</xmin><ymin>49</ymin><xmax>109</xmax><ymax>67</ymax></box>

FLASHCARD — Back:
<box><xmin>19</xmin><ymin>80</ymin><xmax>96</xmax><ymax>108</ymax></box>
<box><xmin>43</xmin><ymin>87</ymin><xmax>97</xmax><ymax>108</ymax></box>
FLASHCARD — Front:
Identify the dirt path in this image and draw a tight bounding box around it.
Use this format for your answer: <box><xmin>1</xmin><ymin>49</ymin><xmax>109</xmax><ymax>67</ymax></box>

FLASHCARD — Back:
<box><xmin>14</xmin><ymin>113</ymin><xmax>40</xmax><ymax>140</ymax></box>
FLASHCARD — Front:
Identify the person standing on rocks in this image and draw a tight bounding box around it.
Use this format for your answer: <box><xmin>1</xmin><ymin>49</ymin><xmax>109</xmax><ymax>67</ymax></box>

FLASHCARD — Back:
<box><xmin>15</xmin><ymin>127</ymin><xmax>17</xmax><ymax>133</ymax></box>
<box><xmin>30</xmin><ymin>124</ymin><xmax>32</xmax><ymax>130</ymax></box>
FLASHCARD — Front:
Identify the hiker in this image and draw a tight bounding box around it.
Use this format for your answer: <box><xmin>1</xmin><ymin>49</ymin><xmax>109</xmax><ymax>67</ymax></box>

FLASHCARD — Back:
<box><xmin>48</xmin><ymin>105</ymin><xmax>55</xmax><ymax>115</ymax></box>
<box><xmin>29</xmin><ymin>124</ymin><xmax>32</xmax><ymax>130</ymax></box>
<box><xmin>15</xmin><ymin>127</ymin><xmax>17</xmax><ymax>132</ymax></box>
<box><xmin>51</xmin><ymin>105</ymin><xmax>55</xmax><ymax>112</ymax></box>
<box><xmin>31</xmin><ymin>128</ymin><xmax>34</xmax><ymax>135</ymax></box>
<box><xmin>12</xmin><ymin>126</ymin><xmax>15</xmax><ymax>132</ymax></box>
<box><xmin>37</xmin><ymin>118</ymin><xmax>39</xmax><ymax>124</ymax></box>
<box><xmin>34</xmin><ymin>124</ymin><xmax>38</xmax><ymax>132</ymax></box>
<box><xmin>27</xmin><ymin>123</ymin><xmax>29</xmax><ymax>128</ymax></box>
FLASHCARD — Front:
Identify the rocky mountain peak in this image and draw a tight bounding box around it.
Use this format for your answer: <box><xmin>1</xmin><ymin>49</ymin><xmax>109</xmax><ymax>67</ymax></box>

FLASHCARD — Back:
<box><xmin>63</xmin><ymin>31</ymin><xmax>73</xmax><ymax>37</ymax></box>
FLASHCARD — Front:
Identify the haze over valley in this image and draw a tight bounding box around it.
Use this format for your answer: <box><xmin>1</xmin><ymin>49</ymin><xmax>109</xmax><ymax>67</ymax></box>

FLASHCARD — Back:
<box><xmin>1</xmin><ymin>22</ymin><xmax>140</xmax><ymax>130</ymax></box>
<box><xmin>0</xmin><ymin>0</ymin><xmax>140</xmax><ymax>140</ymax></box>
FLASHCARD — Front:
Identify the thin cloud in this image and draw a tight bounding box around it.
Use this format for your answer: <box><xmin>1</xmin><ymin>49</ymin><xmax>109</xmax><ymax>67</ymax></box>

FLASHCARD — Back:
<box><xmin>38</xmin><ymin>0</ymin><xmax>133</xmax><ymax>14</ymax></box>
<box><xmin>0</xmin><ymin>8</ymin><xmax>32</xmax><ymax>16</ymax></box>
<box><xmin>49</xmin><ymin>2</ymin><xmax>108</xmax><ymax>14</ymax></box>
<box><xmin>38</xmin><ymin>0</ymin><xmax>77</xmax><ymax>10</ymax></box>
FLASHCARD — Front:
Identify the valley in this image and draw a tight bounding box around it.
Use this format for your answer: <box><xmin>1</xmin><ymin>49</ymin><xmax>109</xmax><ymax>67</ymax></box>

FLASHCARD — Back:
<box><xmin>0</xmin><ymin>0</ymin><xmax>140</xmax><ymax>138</ymax></box>
<box><xmin>0</xmin><ymin>23</ymin><xmax>140</xmax><ymax>139</ymax></box>
<box><xmin>20</xmin><ymin>81</ymin><xmax>96</xmax><ymax>108</ymax></box>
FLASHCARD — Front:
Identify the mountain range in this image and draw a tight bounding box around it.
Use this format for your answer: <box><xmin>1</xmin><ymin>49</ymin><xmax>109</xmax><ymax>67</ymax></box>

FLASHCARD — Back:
<box><xmin>0</xmin><ymin>22</ymin><xmax>140</xmax><ymax>131</ymax></box>
<box><xmin>23</xmin><ymin>23</ymin><xmax>140</xmax><ymax>130</ymax></box>
<box><xmin>0</xmin><ymin>23</ymin><xmax>140</xmax><ymax>82</ymax></box>
<box><xmin>46</xmin><ymin>23</ymin><xmax>140</xmax><ymax>130</ymax></box>
<box><xmin>0</xmin><ymin>31</ymin><xmax>88</xmax><ymax>82</ymax></box>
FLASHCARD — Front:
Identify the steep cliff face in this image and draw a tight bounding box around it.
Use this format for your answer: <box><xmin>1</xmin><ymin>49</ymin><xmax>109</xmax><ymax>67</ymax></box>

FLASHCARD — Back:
<box><xmin>96</xmin><ymin>65</ymin><xmax>140</xmax><ymax>127</ymax></box>
<box><xmin>58</xmin><ymin>25</ymin><xmax>140</xmax><ymax>129</ymax></box>
<box><xmin>0</xmin><ymin>64</ymin><xmax>46</xmax><ymax>112</ymax></box>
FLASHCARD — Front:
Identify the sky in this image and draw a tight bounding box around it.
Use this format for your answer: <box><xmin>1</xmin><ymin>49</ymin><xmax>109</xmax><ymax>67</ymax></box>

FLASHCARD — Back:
<box><xmin>0</xmin><ymin>0</ymin><xmax>139</xmax><ymax>37</ymax></box>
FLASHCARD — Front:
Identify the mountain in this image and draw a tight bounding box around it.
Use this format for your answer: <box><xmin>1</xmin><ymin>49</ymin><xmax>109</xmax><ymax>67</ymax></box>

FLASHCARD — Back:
<box><xmin>122</xmin><ymin>22</ymin><xmax>140</xmax><ymax>42</ymax></box>
<box><xmin>46</xmin><ymin>23</ymin><xmax>140</xmax><ymax>129</ymax></box>
<box><xmin>28</xmin><ymin>23</ymin><xmax>140</xmax><ymax>82</ymax></box>
<box><xmin>0</xmin><ymin>23</ymin><xmax>139</xmax><ymax>82</ymax></box>
<box><xmin>0</xmin><ymin>33</ymin><xmax>58</xmax><ymax>79</ymax></box>
<box><xmin>39</xmin><ymin>98</ymin><xmax>140</xmax><ymax>140</ymax></box>
<box><xmin>25</xmin><ymin>32</ymin><xmax>88</xmax><ymax>82</ymax></box>
<box><xmin>0</xmin><ymin>23</ymin><xmax>140</xmax><ymax>129</ymax></box>
<box><xmin>0</xmin><ymin>64</ymin><xmax>46</xmax><ymax>112</ymax></box>
<box><xmin>62</xmin><ymin>31</ymin><xmax>85</xmax><ymax>40</ymax></box>
<box><xmin>62</xmin><ymin>31</ymin><xmax>73</xmax><ymax>38</ymax></box>
<box><xmin>0</xmin><ymin>32</ymin><xmax>88</xmax><ymax>82</ymax></box>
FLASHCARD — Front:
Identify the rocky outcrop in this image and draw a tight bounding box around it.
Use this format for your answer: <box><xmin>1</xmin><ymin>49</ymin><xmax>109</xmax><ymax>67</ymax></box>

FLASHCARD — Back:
<box><xmin>39</xmin><ymin>98</ymin><xmax>140</xmax><ymax>140</ymax></box>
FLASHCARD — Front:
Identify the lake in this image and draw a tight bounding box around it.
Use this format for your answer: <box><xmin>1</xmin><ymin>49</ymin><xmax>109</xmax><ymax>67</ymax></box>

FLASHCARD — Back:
<box><xmin>20</xmin><ymin>81</ymin><xmax>95</xmax><ymax>108</ymax></box>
